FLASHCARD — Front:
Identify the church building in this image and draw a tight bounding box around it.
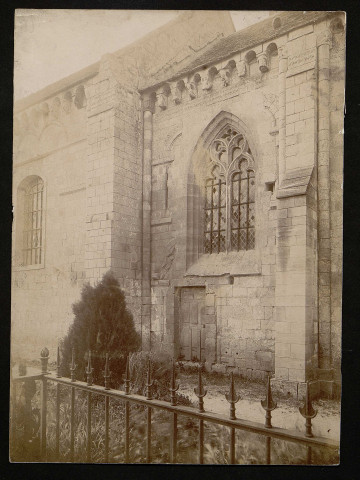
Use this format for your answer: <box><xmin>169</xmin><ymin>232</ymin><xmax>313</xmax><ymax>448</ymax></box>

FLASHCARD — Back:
<box><xmin>12</xmin><ymin>11</ymin><xmax>345</xmax><ymax>397</ymax></box>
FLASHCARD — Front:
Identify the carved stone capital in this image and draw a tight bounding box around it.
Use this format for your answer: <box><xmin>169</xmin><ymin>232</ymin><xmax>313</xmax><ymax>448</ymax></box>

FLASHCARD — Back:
<box><xmin>219</xmin><ymin>68</ymin><xmax>230</xmax><ymax>86</ymax></box>
<box><xmin>317</xmin><ymin>29</ymin><xmax>332</xmax><ymax>47</ymax></box>
<box><xmin>143</xmin><ymin>93</ymin><xmax>156</xmax><ymax>113</ymax></box>
<box><xmin>258</xmin><ymin>53</ymin><xmax>269</xmax><ymax>73</ymax></box>
<box><xmin>236</xmin><ymin>60</ymin><xmax>247</xmax><ymax>78</ymax></box>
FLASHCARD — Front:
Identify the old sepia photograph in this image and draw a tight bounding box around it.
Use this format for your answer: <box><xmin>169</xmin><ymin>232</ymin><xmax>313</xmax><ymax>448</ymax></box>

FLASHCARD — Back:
<box><xmin>11</xmin><ymin>9</ymin><xmax>345</xmax><ymax>464</ymax></box>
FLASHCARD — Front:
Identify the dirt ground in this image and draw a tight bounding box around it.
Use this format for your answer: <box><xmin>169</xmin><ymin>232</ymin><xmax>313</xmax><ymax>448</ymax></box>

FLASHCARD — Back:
<box><xmin>178</xmin><ymin>369</ymin><xmax>341</xmax><ymax>442</ymax></box>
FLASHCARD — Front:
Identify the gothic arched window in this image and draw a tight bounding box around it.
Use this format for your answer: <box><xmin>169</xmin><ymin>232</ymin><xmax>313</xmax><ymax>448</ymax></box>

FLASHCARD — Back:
<box><xmin>19</xmin><ymin>176</ymin><xmax>44</xmax><ymax>266</ymax></box>
<box><xmin>204</xmin><ymin>127</ymin><xmax>255</xmax><ymax>253</ymax></box>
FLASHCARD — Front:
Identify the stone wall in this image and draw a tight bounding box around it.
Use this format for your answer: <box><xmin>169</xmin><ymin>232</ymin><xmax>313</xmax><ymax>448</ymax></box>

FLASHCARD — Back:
<box><xmin>12</xmin><ymin>90</ymin><xmax>89</xmax><ymax>359</ymax></box>
<box><xmin>148</xmin><ymin>46</ymin><xmax>280</xmax><ymax>379</ymax></box>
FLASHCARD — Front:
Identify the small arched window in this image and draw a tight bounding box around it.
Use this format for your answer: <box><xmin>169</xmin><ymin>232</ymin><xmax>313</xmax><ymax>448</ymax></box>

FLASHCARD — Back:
<box><xmin>17</xmin><ymin>176</ymin><xmax>45</xmax><ymax>266</ymax></box>
<box><xmin>203</xmin><ymin>127</ymin><xmax>255</xmax><ymax>253</ymax></box>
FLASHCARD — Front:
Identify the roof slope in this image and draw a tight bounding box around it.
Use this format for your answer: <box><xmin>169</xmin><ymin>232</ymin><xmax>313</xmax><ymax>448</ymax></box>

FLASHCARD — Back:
<box><xmin>140</xmin><ymin>11</ymin><xmax>333</xmax><ymax>90</ymax></box>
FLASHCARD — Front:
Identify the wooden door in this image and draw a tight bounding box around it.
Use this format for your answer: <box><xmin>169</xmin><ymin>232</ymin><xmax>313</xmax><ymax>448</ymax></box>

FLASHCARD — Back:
<box><xmin>179</xmin><ymin>287</ymin><xmax>205</xmax><ymax>361</ymax></box>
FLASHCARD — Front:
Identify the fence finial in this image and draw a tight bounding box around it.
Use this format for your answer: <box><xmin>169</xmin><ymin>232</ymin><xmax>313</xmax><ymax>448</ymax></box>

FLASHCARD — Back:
<box><xmin>299</xmin><ymin>381</ymin><xmax>317</xmax><ymax>437</ymax></box>
<box><xmin>103</xmin><ymin>353</ymin><xmax>111</xmax><ymax>390</ymax></box>
<box><xmin>70</xmin><ymin>347</ymin><xmax>77</xmax><ymax>382</ymax></box>
<box><xmin>169</xmin><ymin>359</ymin><xmax>179</xmax><ymax>406</ymax></box>
<box><xmin>225</xmin><ymin>371</ymin><xmax>240</xmax><ymax>420</ymax></box>
<box><xmin>261</xmin><ymin>373</ymin><xmax>277</xmax><ymax>428</ymax></box>
<box><xmin>86</xmin><ymin>350</ymin><xmax>94</xmax><ymax>386</ymax></box>
<box><xmin>56</xmin><ymin>345</ymin><xmax>61</xmax><ymax>378</ymax></box>
<box><xmin>124</xmin><ymin>356</ymin><xmax>130</xmax><ymax>395</ymax></box>
<box><xmin>146</xmin><ymin>358</ymin><xmax>154</xmax><ymax>400</ymax></box>
<box><xmin>40</xmin><ymin>347</ymin><xmax>49</xmax><ymax>374</ymax></box>
<box><xmin>194</xmin><ymin>365</ymin><xmax>207</xmax><ymax>412</ymax></box>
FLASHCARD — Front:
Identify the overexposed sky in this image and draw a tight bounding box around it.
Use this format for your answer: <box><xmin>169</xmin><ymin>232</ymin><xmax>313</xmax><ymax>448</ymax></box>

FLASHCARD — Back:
<box><xmin>14</xmin><ymin>10</ymin><xmax>270</xmax><ymax>100</ymax></box>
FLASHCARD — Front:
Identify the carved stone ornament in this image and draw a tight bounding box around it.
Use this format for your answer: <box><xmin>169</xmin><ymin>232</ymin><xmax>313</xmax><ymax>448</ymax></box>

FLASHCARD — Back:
<box><xmin>50</xmin><ymin>97</ymin><xmax>61</xmax><ymax>120</ymax></box>
<box><xmin>201</xmin><ymin>74</ymin><xmax>212</xmax><ymax>91</ymax></box>
<box><xmin>278</xmin><ymin>46</ymin><xmax>288</xmax><ymax>60</ymax></box>
<box><xmin>171</xmin><ymin>85</ymin><xmax>182</xmax><ymax>104</ymax></box>
<box><xmin>209</xmin><ymin>127</ymin><xmax>255</xmax><ymax>182</ymax></box>
<box><xmin>236</xmin><ymin>60</ymin><xmax>247</xmax><ymax>78</ymax></box>
<box><xmin>317</xmin><ymin>29</ymin><xmax>332</xmax><ymax>47</ymax></box>
<box><xmin>258</xmin><ymin>53</ymin><xmax>269</xmax><ymax>73</ymax></box>
<box><xmin>186</xmin><ymin>81</ymin><xmax>197</xmax><ymax>99</ymax></box>
<box><xmin>157</xmin><ymin>92</ymin><xmax>168</xmax><ymax>110</ymax></box>
<box><xmin>219</xmin><ymin>68</ymin><xmax>231</xmax><ymax>86</ymax></box>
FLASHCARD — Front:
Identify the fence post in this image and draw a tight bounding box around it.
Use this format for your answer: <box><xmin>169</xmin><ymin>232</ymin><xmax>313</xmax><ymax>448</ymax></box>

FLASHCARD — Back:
<box><xmin>194</xmin><ymin>366</ymin><xmax>207</xmax><ymax>464</ymax></box>
<box><xmin>169</xmin><ymin>360</ymin><xmax>179</xmax><ymax>463</ymax></box>
<box><xmin>225</xmin><ymin>372</ymin><xmax>240</xmax><ymax>464</ymax></box>
<box><xmin>40</xmin><ymin>348</ymin><xmax>49</xmax><ymax>460</ymax></box>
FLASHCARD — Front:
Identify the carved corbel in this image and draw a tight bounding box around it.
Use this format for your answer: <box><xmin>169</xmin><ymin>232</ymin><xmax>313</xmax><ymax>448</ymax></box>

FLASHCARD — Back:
<box><xmin>186</xmin><ymin>81</ymin><xmax>197</xmax><ymax>99</ymax></box>
<box><xmin>62</xmin><ymin>91</ymin><xmax>72</xmax><ymax>114</ymax></box>
<box><xmin>200</xmin><ymin>72</ymin><xmax>212</xmax><ymax>91</ymax></box>
<box><xmin>258</xmin><ymin>53</ymin><xmax>269</xmax><ymax>73</ymax></box>
<box><xmin>156</xmin><ymin>91</ymin><xmax>168</xmax><ymax>110</ymax></box>
<box><xmin>219</xmin><ymin>68</ymin><xmax>231</xmax><ymax>86</ymax></box>
<box><xmin>170</xmin><ymin>84</ymin><xmax>182</xmax><ymax>104</ymax></box>
<box><xmin>50</xmin><ymin>97</ymin><xmax>61</xmax><ymax>120</ymax></box>
<box><xmin>236</xmin><ymin>60</ymin><xmax>247</xmax><ymax>78</ymax></box>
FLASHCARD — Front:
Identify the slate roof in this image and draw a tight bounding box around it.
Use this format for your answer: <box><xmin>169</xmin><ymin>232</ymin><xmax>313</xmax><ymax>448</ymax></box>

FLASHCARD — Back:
<box><xmin>140</xmin><ymin>10</ymin><xmax>334</xmax><ymax>90</ymax></box>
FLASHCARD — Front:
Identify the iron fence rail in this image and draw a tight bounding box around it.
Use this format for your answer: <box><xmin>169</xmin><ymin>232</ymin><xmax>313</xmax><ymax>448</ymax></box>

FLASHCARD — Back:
<box><xmin>10</xmin><ymin>350</ymin><xmax>339</xmax><ymax>464</ymax></box>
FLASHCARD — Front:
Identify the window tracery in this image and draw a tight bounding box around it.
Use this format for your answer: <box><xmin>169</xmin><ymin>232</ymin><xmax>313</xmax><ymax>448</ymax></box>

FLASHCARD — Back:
<box><xmin>204</xmin><ymin>127</ymin><xmax>255</xmax><ymax>253</ymax></box>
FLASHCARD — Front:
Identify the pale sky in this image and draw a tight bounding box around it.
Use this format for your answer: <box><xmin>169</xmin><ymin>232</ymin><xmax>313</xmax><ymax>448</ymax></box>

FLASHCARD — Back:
<box><xmin>14</xmin><ymin>10</ymin><xmax>270</xmax><ymax>100</ymax></box>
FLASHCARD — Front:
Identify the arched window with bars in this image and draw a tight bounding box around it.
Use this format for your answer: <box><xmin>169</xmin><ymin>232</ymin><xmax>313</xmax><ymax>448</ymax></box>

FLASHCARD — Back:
<box><xmin>16</xmin><ymin>175</ymin><xmax>45</xmax><ymax>267</ymax></box>
<box><xmin>203</xmin><ymin>127</ymin><xmax>255</xmax><ymax>254</ymax></box>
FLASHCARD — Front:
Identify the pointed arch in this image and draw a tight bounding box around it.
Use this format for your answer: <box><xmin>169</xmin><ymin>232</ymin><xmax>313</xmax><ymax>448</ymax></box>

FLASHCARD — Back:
<box><xmin>186</xmin><ymin>111</ymin><xmax>257</xmax><ymax>267</ymax></box>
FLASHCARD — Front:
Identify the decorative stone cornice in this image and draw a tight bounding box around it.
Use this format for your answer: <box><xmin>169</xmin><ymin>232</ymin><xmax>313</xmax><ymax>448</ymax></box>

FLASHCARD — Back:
<box><xmin>146</xmin><ymin>39</ymin><xmax>285</xmax><ymax>112</ymax></box>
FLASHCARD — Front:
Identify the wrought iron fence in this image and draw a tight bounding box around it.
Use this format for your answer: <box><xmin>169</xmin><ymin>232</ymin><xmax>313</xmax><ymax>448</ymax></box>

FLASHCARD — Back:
<box><xmin>10</xmin><ymin>348</ymin><xmax>339</xmax><ymax>464</ymax></box>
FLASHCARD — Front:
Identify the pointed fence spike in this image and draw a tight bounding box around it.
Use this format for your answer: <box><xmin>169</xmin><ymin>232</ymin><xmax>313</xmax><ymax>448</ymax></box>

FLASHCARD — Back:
<box><xmin>261</xmin><ymin>374</ymin><xmax>277</xmax><ymax>428</ymax></box>
<box><xmin>104</xmin><ymin>353</ymin><xmax>111</xmax><ymax>390</ymax></box>
<box><xmin>70</xmin><ymin>347</ymin><xmax>77</xmax><ymax>382</ymax></box>
<box><xmin>56</xmin><ymin>345</ymin><xmax>61</xmax><ymax>378</ymax></box>
<box><xmin>299</xmin><ymin>381</ymin><xmax>317</xmax><ymax>437</ymax></box>
<box><xmin>194</xmin><ymin>365</ymin><xmax>207</xmax><ymax>412</ymax></box>
<box><xmin>225</xmin><ymin>371</ymin><xmax>240</xmax><ymax>420</ymax></box>
<box><xmin>86</xmin><ymin>350</ymin><xmax>93</xmax><ymax>386</ymax></box>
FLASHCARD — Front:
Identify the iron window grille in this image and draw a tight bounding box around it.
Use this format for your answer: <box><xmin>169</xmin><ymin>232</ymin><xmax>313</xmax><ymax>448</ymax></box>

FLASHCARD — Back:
<box><xmin>204</xmin><ymin>128</ymin><xmax>255</xmax><ymax>254</ymax></box>
<box><xmin>23</xmin><ymin>177</ymin><xmax>44</xmax><ymax>266</ymax></box>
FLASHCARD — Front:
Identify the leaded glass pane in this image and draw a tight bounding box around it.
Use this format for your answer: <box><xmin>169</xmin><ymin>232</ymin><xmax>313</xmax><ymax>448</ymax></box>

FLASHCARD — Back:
<box><xmin>248</xmin><ymin>229</ymin><xmax>255</xmax><ymax>249</ymax></box>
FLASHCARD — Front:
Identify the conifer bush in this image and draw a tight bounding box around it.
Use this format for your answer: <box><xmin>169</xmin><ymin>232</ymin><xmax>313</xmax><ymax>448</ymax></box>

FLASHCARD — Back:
<box><xmin>60</xmin><ymin>271</ymin><xmax>141</xmax><ymax>388</ymax></box>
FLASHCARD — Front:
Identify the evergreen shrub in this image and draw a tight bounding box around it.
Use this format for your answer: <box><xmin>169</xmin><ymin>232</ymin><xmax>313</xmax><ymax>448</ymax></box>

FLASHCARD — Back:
<box><xmin>60</xmin><ymin>271</ymin><xmax>140</xmax><ymax>388</ymax></box>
